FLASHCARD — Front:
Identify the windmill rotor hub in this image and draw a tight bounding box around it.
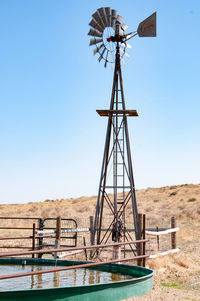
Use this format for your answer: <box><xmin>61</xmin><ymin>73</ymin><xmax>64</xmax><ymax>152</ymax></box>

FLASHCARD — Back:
<box><xmin>106</xmin><ymin>35</ymin><xmax>124</xmax><ymax>43</ymax></box>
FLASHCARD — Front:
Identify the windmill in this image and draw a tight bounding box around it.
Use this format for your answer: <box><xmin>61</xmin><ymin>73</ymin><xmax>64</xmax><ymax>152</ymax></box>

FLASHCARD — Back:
<box><xmin>88</xmin><ymin>8</ymin><xmax>156</xmax><ymax>257</ymax></box>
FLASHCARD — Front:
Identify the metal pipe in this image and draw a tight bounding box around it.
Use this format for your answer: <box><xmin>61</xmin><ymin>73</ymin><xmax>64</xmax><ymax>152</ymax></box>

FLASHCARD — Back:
<box><xmin>0</xmin><ymin>227</ymin><xmax>39</xmax><ymax>230</ymax></box>
<box><xmin>0</xmin><ymin>239</ymin><xmax>148</xmax><ymax>257</ymax></box>
<box><xmin>0</xmin><ymin>217</ymin><xmax>40</xmax><ymax>220</ymax></box>
<box><xmin>0</xmin><ymin>236</ymin><xmax>55</xmax><ymax>240</ymax></box>
<box><xmin>0</xmin><ymin>246</ymin><xmax>33</xmax><ymax>249</ymax></box>
<box><xmin>0</xmin><ymin>254</ymin><xmax>149</xmax><ymax>281</ymax></box>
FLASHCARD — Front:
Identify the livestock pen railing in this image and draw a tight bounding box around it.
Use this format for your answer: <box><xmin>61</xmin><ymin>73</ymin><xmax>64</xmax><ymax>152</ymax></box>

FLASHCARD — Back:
<box><xmin>0</xmin><ymin>216</ymin><xmax>79</xmax><ymax>256</ymax></box>
<box><xmin>0</xmin><ymin>215</ymin><xmax>179</xmax><ymax>264</ymax></box>
<box><xmin>0</xmin><ymin>217</ymin><xmax>40</xmax><ymax>254</ymax></box>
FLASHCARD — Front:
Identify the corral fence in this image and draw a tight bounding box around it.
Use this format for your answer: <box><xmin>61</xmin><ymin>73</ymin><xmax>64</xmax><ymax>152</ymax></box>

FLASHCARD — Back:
<box><xmin>0</xmin><ymin>215</ymin><xmax>179</xmax><ymax>264</ymax></box>
<box><xmin>0</xmin><ymin>217</ymin><xmax>40</xmax><ymax>256</ymax></box>
<box><xmin>0</xmin><ymin>217</ymin><xmax>80</xmax><ymax>258</ymax></box>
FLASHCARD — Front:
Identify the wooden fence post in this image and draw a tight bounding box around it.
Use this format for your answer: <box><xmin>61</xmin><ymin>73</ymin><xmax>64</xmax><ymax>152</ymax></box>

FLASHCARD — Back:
<box><xmin>89</xmin><ymin>216</ymin><xmax>94</xmax><ymax>259</ymax></box>
<box><xmin>54</xmin><ymin>216</ymin><xmax>61</xmax><ymax>259</ymax></box>
<box><xmin>83</xmin><ymin>237</ymin><xmax>88</xmax><ymax>261</ymax></box>
<box><xmin>112</xmin><ymin>244</ymin><xmax>121</xmax><ymax>262</ymax></box>
<box><xmin>38</xmin><ymin>218</ymin><xmax>43</xmax><ymax>259</ymax></box>
<box><xmin>137</xmin><ymin>213</ymin><xmax>142</xmax><ymax>266</ymax></box>
<box><xmin>171</xmin><ymin>216</ymin><xmax>176</xmax><ymax>249</ymax></box>
<box><xmin>32</xmin><ymin>223</ymin><xmax>36</xmax><ymax>259</ymax></box>
<box><xmin>156</xmin><ymin>226</ymin><xmax>160</xmax><ymax>250</ymax></box>
<box><xmin>142</xmin><ymin>214</ymin><xmax>146</xmax><ymax>267</ymax></box>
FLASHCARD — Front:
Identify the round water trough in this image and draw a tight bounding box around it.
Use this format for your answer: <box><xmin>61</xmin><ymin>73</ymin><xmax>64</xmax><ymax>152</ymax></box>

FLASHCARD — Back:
<box><xmin>0</xmin><ymin>258</ymin><xmax>154</xmax><ymax>300</ymax></box>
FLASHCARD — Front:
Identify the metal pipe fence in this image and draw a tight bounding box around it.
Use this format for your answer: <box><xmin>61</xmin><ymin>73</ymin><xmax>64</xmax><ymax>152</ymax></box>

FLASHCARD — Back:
<box><xmin>0</xmin><ymin>215</ymin><xmax>179</xmax><ymax>263</ymax></box>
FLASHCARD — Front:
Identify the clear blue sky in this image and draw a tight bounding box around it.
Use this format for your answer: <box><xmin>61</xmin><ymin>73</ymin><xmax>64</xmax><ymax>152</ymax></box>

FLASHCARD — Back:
<box><xmin>0</xmin><ymin>0</ymin><xmax>199</xmax><ymax>204</ymax></box>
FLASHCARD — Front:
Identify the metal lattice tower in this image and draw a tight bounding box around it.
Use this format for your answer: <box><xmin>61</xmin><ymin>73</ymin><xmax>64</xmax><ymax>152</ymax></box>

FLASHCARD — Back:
<box><xmin>88</xmin><ymin>7</ymin><xmax>156</xmax><ymax>255</ymax></box>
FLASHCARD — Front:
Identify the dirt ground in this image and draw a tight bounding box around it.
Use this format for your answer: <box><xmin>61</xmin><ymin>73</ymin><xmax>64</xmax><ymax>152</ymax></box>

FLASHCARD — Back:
<box><xmin>132</xmin><ymin>253</ymin><xmax>200</xmax><ymax>301</ymax></box>
<box><xmin>0</xmin><ymin>183</ymin><xmax>199</xmax><ymax>300</ymax></box>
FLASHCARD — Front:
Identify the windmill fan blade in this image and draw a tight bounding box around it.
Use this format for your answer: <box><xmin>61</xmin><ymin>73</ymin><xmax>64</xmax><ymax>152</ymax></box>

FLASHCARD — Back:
<box><xmin>116</xmin><ymin>15</ymin><xmax>123</xmax><ymax>24</ymax></box>
<box><xmin>89</xmin><ymin>18</ymin><xmax>103</xmax><ymax>33</ymax></box>
<box><xmin>120</xmin><ymin>42</ymin><xmax>132</xmax><ymax>49</ymax></box>
<box><xmin>98</xmin><ymin>54</ymin><xmax>103</xmax><ymax>62</ymax></box>
<box><xmin>114</xmin><ymin>22</ymin><xmax>123</xmax><ymax>36</ymax></box>
<box><xmin>98</xmin><ymin>47</ymin><xmax>106</xmax><ymax>62</ymax></box>
<box><xmin>121</xmin><ymin>23</ymin><xmax>128</xmax><ymax>31</ymax></box>
<box><xmin>110</xmin><ymin>52</ymin><xmax>114</xmax><ymax>70</ymax></box>
<box><xmin>121</xmin><ymin>58</ymin><xmax>125</xmax><ymax>65</ymax></box>
<box><xmin>92</xmin><ymin>11</ymin><xmax>101</xmax><ymax>23</ymax></box>
<box><xmin>126</xmin><ymin>43</ymin><xmax>131</xmax><ymax>49</ymax></box>
<box><xmin>93</xmin><ymin>43</ymin><xmax>104</xmax><ymax>55</ymax></box>
<box><xmin>105</xmin><ymin>7</ymin><xmax>111</xmax><ymax>15</ymax></box>
<box><xmin>120</xmin><ymin>48</ymin><xmax>130</xmax><ymax>58</ymax></box>
<box><xmin>137</xmin><ymin>12</ymin><xmax>156</xmax><ymax>37</ymax></box>
<box><xmin>97</xmin><ymin>7</ymin><xmax>107</xmax><ymax>28</ymax></box>
<box><xmin>101</xmin><ymin>46</ymin><xmax>106</xmax><ymax>56</ymax></box>
<box><xmin>124</xmin><ymin>34</ymin><xmax>133</xmax><ymax>41</ymax></box>
<box><xmin>92</xmin><ymin>12</ymin><xmax>105</xmax><ymax>30</ymax></box>
<box><xmin>89</xmin><ymin>38</ymin><xmax>103</xmax><ymax>46</ymax></box>
<box><xmin>111</xmin><ymin>9</ymin><xmax>118</xmax><ymax>27</ymax></box>
<box><xmin>105</xmin><ymin>7</ymin><xmax>112</xmax><ymax>27</ymax></box>
<box><xmin>113</xmin><ymin>15</ymin><xmax>123</xmax><ymax>35</ymax></box>
<box><xmin>98</xmin><ymin>7</ymin><xmax>105</xmax><ymax>16</ymax></box>
<box><xmin>88</xmin><ymin>28</ymin><xmax>102</xmax><ymax>37</ymax></box>
<box><xmin>104</xmin><ymin>7</ymin><xmax>112</xmax><ymax>28</ymax></box>
<box><xmin>110</xmin><ymin>61</ymin><xmax>113</xmax><ymax>70</ymax></box>
<box><xmin>104</xmin><ymin>50</ymin><xmax>109</xmax><ymax>68</ymax></box>
<box><xmin>101</xmin><ymin>13</ymin><xmax>110</xmax><ymax>28</ymax></box>
<box><xmin>112</xmin><ymin>9</ymin><xmax>118</xmax><ymax>19</ymax></box>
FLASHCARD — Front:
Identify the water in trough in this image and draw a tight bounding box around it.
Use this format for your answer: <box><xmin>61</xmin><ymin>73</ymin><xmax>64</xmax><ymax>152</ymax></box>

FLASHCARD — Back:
<box><xmin>0</xmin><ymin>264</ymin><xmax>133</xmax><ymax>291</ymax></box>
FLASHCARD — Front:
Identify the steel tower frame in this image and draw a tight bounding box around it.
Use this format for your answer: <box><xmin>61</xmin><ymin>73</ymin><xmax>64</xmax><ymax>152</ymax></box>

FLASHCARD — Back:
<box><xmin>92</xmin><ymin>42</ymin><xmax>139</xmax><ymax>253</ymax></box>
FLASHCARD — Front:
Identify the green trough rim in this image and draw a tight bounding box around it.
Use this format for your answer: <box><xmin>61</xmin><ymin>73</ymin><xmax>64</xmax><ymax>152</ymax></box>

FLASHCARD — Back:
<box><xmin>0</xmin><ymin>258</ymin><xmax>154</xmax><ymax>301</ymax></box>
